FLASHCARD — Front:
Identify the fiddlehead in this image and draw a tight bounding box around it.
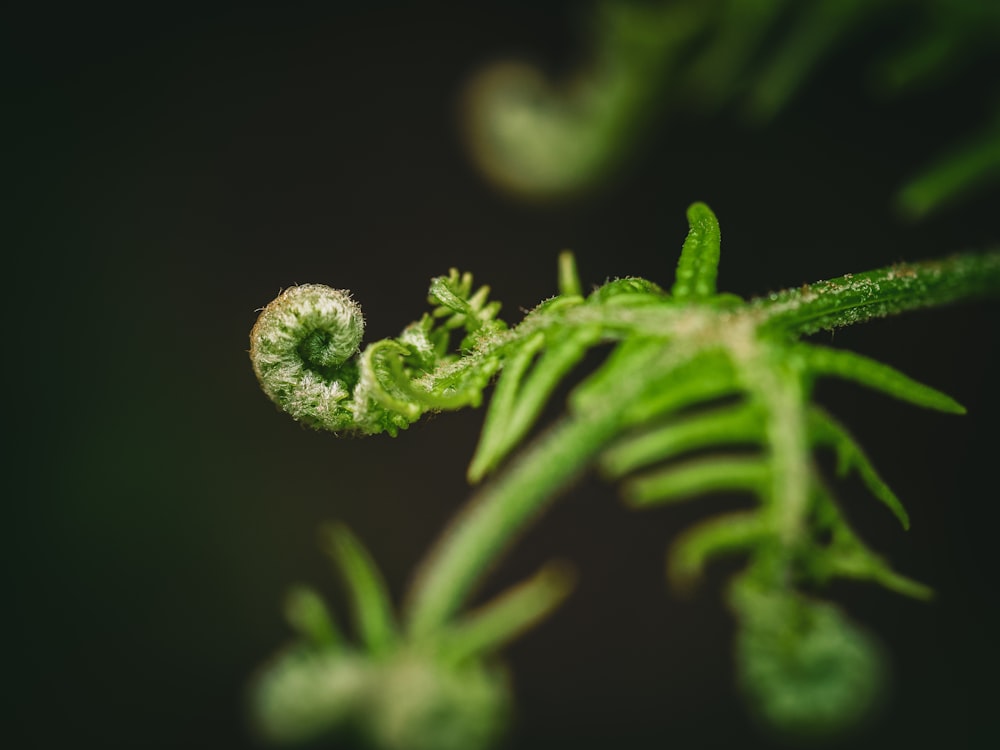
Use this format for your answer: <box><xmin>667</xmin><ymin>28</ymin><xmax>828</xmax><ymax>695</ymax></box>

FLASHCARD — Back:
<box><xmin>250</xmin><ymin>284</ymin><xmax>365</xmax><ymax>432</ymax></box>
<box><xmin>250</xmin><ymin>270</ymin><xmax>507</xmax><ymax>436</ymax></box>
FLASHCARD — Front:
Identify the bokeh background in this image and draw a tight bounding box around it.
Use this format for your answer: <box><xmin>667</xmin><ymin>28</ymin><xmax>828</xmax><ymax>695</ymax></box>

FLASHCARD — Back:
<box><xmin>8</xmin><ymin>2</ymin><xmax>999</xmax><ymax>748</ymax></box>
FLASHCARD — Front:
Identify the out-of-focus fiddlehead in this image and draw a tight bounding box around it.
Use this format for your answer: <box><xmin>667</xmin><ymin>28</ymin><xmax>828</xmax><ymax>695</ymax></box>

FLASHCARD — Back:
<box><xmin>251</xmin><ymin>524</ymin><xmax>573</xmax><ymax>750</ymax></box>
<box><xmin>249</xmin><ymin>203</ymin><xmax>1000</xmax><ymax>747</ymax></box>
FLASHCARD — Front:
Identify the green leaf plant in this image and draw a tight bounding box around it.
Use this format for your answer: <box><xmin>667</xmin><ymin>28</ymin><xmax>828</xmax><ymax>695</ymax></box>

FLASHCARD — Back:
<box><xmin>460</xmin><ymin>0</ymin><xmax>1000</xmax><ymax>215</ymax></box>
<box><xmin>248</xmin><ymin>203</ymin><xmax>1000</xmax><ymax>748</ymax></box>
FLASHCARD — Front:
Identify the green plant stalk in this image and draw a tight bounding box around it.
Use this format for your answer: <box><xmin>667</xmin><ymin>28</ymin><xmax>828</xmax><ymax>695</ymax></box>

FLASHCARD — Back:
<box><xmin>405</xmin><ymin>409</ymin><xmax>624</xmax><ymax>639</ymax></box>
<box><xmin>753</xmin><ymin>251</ymin><xmax>1000</xmax><ymax>335</ymax></box>
<box><xmin>742</xmin><ymin>355</ymin><xmax>810</xmax><ymax>548</ymax></box>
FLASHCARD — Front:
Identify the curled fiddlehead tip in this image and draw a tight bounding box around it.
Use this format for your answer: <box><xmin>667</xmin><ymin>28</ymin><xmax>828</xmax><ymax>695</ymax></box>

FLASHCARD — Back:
<box><xmin>729</xmin><ymin>577</ymin><xmax>889</xmax><ymax>742</ymax></box>
<box><xmin>250</xmin><ymin>284</ymin><xmax>365</xmax><ymax>431</ymax></box>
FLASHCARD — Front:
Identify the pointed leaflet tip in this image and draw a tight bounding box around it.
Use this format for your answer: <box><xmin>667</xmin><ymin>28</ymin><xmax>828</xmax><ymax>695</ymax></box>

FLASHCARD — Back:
<box><xmin>283</xmin><ymin>584</ymin><xmax>344</xmax><ymax>649</ymax></box>
<box><xmin>800</xmin><ymin>345</ymin><xmax>966</xmax><ymax>415</ymax></box>
<box><xmin>671</xmin><ymin>202</ymin><xmax>722</xmax><ymax>300</ymax></box>
<box><xmin>322</xmin><ymin>523</ymin><xmax>398</xmax><ymax>655</ymax></box>
<box><xmin>807</xmin><ymin>407</ymin><xmax>911</xmax><ymax>529</ymax></box>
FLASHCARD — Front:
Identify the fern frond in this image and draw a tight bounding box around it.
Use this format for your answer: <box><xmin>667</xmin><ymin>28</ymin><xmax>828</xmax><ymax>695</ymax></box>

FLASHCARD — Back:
<box><xmin>250</xmin><ymin>202</ymin><xmax>999</xmax><ymax>747</ymax></box>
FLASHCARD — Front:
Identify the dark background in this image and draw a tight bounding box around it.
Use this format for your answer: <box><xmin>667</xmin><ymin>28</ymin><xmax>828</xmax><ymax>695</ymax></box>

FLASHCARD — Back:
<box><xmin>8</xmin><ymin>3</ymin><xmax>999</xmax><ymax>748</ymax></box>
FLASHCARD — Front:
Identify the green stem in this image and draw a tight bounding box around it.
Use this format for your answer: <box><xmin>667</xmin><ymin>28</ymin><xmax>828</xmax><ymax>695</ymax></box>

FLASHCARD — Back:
<box><xmin>753</xmin><ymin>251</ymin><xmax>1000</xmax><ymax>335</ymax></box>
<box><xmin>404</xmin><ymin>409</ymin><xmax>624</xmax><ymax>639</ymax></box>
<box><xmin>758</xmin><ymin>365</ymin><xmax>810</xmax><ymax>545</ymax></box>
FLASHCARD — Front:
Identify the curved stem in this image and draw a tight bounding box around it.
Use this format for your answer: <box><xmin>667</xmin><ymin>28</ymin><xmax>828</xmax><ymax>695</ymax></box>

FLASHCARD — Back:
<box><xmin>404</xmin><ymin>409</ymin><xmax>624</xmax><ymax>640</ymax></box>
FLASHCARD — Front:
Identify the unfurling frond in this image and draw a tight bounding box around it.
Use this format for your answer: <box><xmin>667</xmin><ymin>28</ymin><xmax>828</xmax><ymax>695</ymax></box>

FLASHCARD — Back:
<box><xmin>249</xmin><ymin>203</ymin><xmax>999</xmax><ymax>747</ymax></box>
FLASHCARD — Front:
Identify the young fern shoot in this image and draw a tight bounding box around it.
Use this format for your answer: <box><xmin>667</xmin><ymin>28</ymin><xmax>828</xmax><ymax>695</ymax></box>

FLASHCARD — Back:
<box><xmin>460</xmin><ymin>0</ymin><xmax>1000</xmax><ymax>214</ymax></box>
<box><xmin>248</xmin><ymin>203</ymin><xmax>1000</xmax><ymax>748</ymax></box>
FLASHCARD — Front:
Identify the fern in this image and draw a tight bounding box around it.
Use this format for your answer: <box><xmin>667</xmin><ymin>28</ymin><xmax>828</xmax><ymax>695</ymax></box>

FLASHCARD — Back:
<box><xmin>248</xmin><ymin>203</ymin><xmax>999</xmax><ymax>748</ymax></box>
<box><xmin>460</xmin><ymin>0</ymin><xmax>1000</xmax><ymax>215</ymax></box>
